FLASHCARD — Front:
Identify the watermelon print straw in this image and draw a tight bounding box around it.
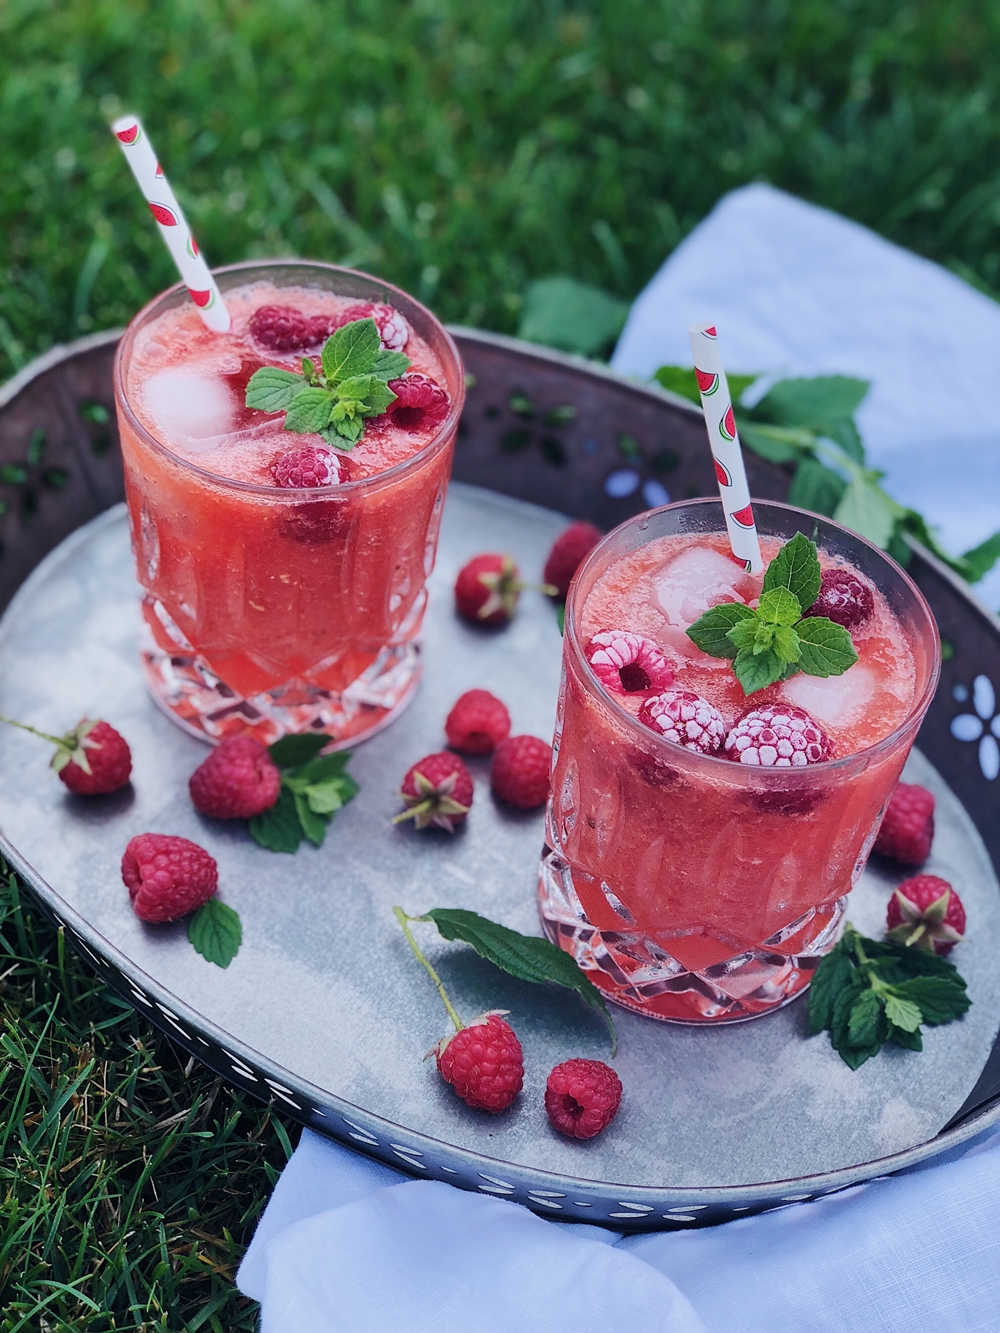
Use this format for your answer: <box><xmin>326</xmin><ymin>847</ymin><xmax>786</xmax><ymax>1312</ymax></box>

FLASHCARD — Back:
<box><xmin>688</xmin><ymin>323</ymin><xmax>764</xmax><ymax>573</ymax></box>
<box><xmin>110</xmin><ymin>115</ymin><xmax>230</xmax><ymax>333</ymax></box>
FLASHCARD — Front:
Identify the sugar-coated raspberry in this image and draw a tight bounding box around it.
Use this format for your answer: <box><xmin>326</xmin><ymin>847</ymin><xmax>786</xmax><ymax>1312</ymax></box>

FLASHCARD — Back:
<box><xmin>387</xmin><ymin>372</ymin><xmax>450</xmax><ymax>431</ymax></box>
<box><xmin>122</xmin><ymin>833</ymin><xmax>218</xmax><ymax>923</ymax></box>
<box><xmin>725</xmin><ymin>704</ymin><xmax>831</xmax><ymax>767</ymax></box>
<box><xmin>545</xmin><ymin>1058</ymin><xmax>622</xmax><ymax>1139</ymax></box>
<box><xmin>338</xmin><ymin>301</ymin><xmax>410</xmax><ymax>351</ymax></box>
<box><xmin>270</xmin><ymin>446</ymin><xmax>340</xmax><ymax>489</ymax></box>
<box><xmin>56</xmin><ymin>720</ymin><xmax>132</xmax><ymax>795</ymax></box>
<box><xmin>455</xmin><ymin>553</ymin><xmax>521</xmax><ymax>627</ymax></box>
<box><xmin>189</xmin><ymin>736</ymin><xmax>281</xmax><ymax>820</ymax></box>
<box><xmin>587</xmin><ymin>631</ymin><xmax>675</xmax><ymax>696</ymax></box>
<box><xmin>639</xmin><ymin>690</ymin><xmax>726</xmax><ymax>755</ymax></box>
<box><xmin>872</xmin><ymin>782</ymin><xmax>935</xmax><ymax>865</ymax></box>
<box><xmin>397</xmin><ymin>751</ymin><xmax>474</xmax><ymax>832</ymax></box>
<box><xmin>445</xmin><ymin>690</ymin><xmax>511</xmax><ymax>756</ymax></box>
<box><xmin>886</xmin><ymin>874</ymin><xmax>965</xmax><ymax>954</ymax></box>
<box><xmin>543</xmin><ymin>521</ymin><xmax>603</xmax><ymax>600</ymax></box>
<box><xmin>436</xmin><ymin>1013</ymin><xmax>524</xmax><ymax>1112</ymax></box>
<box><xmin>809</xmin><ymin>569</ymin><xmax>874</xmax><ymax>630</ymax></box>
<box><xmin>490</xmin><ymin>734</ymin><xmax>551</xmax><ymax>809</ymax></box>
<box><xmin>249</xmin><ymin>304</ymin><xmax>333</xmax><ymax>353</ymax></box>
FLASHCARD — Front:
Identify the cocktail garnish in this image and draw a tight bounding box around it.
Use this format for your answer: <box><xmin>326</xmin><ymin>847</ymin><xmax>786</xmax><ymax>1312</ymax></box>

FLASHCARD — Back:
<box><xmin>244</xmin><ymin>316</ymin><xmax>412</xmax><ymax>449</ymax></box>
<box><xmin>685</xmin><ymin>531</ymin><xmax>859</xmax><ymax>695</ymax></box>
<box><xmin>247</xmin><ymin>734</ymin><xmax>359</xmax><ymax>853</ymax></box>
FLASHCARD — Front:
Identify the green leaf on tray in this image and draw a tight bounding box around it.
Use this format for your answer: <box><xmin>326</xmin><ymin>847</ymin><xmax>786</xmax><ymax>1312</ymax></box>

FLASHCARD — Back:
<box><xmin>425</xmin><ymin>907</ymin><xmax>617</xmax><ymax>1052</ymax></box>
<box><xmin>268</xmin><ymin>734</ymin><xmax>330</xmax><ymax>768</ymax></box>
<box><xmin>188</xmin><ymin>898</ymin><xmax>243</xmax><ymax>968</ymax></box>
<box><xmin>249</xmin><ymin>786</ymin><xmax>305</xmax><ymax>853</ymax></box>
<box><xmin>249</xmin><ymin>741</ymin><xmax>359</xmax><ymax>853</ymax></box>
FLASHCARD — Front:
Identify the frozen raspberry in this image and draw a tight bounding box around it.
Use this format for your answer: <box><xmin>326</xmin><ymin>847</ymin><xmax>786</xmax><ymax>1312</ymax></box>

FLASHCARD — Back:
<box><xmin>270</xmin><ymin>446</ymin><xmax>340</xmax><ymax>489</ymax></box>
<box><xmin>455</xmin><ymin>553</ymin><xmax>521</xmax><ymax>627</ymax></box>
<box><xmin>387</xmin><ymin>372</ymin><xmax>450</xmax><ymax>431</ymax></box>
<box><xmin>445</xmin><ymin>690</ymin><xmax>511</xmax><ymax>756</ymax></box>
<box><xmin>436</xmin><ymin>1013</ymin><xmax>524</xmax><ymax>1112</ymax></box>
<box><xmin>338</xmin><ymin>301</ymin><xmax>410</xmax><ymax>351</ymax></box>
<box><xmin>249</xmin><ymin>304</ymin><xmax>333</xmax><ymax>353</ymax></box>
<box><xmin>639</xmin><ymin>690</ymin><xmax>726</xmax><ymax>755</ymax></box>
<box><xmin>725</xmin><ymin>704</ymin><xmax>831</xmax><ymax>767</ymax></box>
<box><xmin>189</xmin><ymin>736</ymin><xmax>281</xmax><ymax>820</ymax></box>
<box><xmin>543</xmin><ymin>521</ymin><xmax>603</xmax><ymax>600</ymax></box>
<box><xmin>545</xmin><ymin>1058</ymin><xmax>622</xmax><ymax>1140</ymax></box>
<box><xmin>886</xmin><ymin>874</ymin><xmax>965</xmax><ymax>955</ymax></box>
<box><xmin>872</xmin><ymin>782</ymin><xmax>935</xmax><ymax>865</ymax></box>
<box><xmin>395</xmin><ymin>751</ymin><xmax>473</xmax><ymax>832</ymax></box>
<box><xmin>809</xmin><ymin>569</ymin><xmax>874</xmax><ymax>631</ymax></box>
<box><xmin>490</xmin><ymin>734</ymin><xmax>551</xmax><ymax>809</ymax></box>
<box><xmin>122</xmin><ymin>833</ymin><xmax>218</xmax><ymax>924</ymax></box>
<box><xmin>587</xmin><ymin>631</ymin><xmax>675</xmax><ymax>696</ymax></box>
<box><xmin>54</xmin><ymin>719</ymin><xmax>132</xmax><ymax>795</ymax></box>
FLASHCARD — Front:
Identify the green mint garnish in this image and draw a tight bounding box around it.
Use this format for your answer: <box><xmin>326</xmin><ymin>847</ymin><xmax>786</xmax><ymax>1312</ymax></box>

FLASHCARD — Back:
<box><xmin>244</xmin><ymin>317</ymin><xmax>410</xmax><ymax>450</ymax></box>
<box><xmin>249</xmin><ymin>734</ymin><xmax>359</xmax><ymax>853</ymax></box>
<box><xmin>808</xmin><ymin>924</ymin><xmax>970</xmax><ymax>1069</ymax></box>
<box><xmin>188</xmin><ymin>897</ymin><xmax>243</xmax><ymax>968</ymax></box>
<box><xmin>686</xmin><ymin>532</ymin><xmax>858</xmax><ymax>694</ymax></box>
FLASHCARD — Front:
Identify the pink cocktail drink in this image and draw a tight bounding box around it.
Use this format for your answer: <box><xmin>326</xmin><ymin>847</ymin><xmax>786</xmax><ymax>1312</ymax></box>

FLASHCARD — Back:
<box><xmin>539</xmin><ymin>501</ymin><xmax>940</xmax><ymax>1023</ymax></box>
<box><xmin>114</xmin><ymin>261</ymin><xmax>464</xmax><ymax>745</ymax></box>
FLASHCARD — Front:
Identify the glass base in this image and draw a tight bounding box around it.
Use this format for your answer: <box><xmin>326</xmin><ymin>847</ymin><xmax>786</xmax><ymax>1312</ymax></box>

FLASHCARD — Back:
<box><xmin>538</xmin><ymin>848</ymin><xmax>847</xmax><ymax>1024</ymax></box>
<box><xmin>141</xmin><ymin>629</ymin><xmax>421</xmax><ymax>749</ymax></box>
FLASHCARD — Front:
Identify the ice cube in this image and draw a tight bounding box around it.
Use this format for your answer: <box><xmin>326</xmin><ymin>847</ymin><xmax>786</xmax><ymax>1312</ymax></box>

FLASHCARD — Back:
<box><xmin>781</xmin><ymin>664</ymin><xmax>875</xmax><ymax>727</ymax></box>
<box><xmin>656</xmin><ymin>546</ymin><xmax>756</xmax><ymax>626</ymax></box>
<box><xmin>142</xmin><ymin>368</ymin><xmax>235</xmax><ymax>448</ymax></box>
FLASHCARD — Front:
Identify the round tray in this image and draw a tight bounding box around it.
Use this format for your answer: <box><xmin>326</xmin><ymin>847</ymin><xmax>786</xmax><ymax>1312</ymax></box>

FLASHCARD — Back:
<box><xmin>1</xmin><ymin>331</ymin><xmax>1000</xmax><ymax>1229</ymax></box>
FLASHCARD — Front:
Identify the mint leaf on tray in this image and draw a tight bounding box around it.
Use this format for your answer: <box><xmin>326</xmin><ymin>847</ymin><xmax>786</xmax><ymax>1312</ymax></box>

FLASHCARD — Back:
<box><xmin>250</xmin><ymin>738</ymin><xmax>359</xmax><ymax>853</ymax></box>
<box><xmin>189</xmin><ymin>897</ymin><xmax>242</xmax><ymax>968</ymax></box>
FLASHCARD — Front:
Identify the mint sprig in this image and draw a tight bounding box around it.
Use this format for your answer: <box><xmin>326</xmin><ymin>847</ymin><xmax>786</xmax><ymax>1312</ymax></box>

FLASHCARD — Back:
<box><xmin>188</xmin><ymin>897</ymin><xmax>242</xmax><ymax>968</ymax></box>
<box><xmin>249</xmin><ymin>734</ymin><xmax>359</xmax><ymax>853</ymax></box>
<box><xmin>244</xmin><ymin>317</ymin><xmax>410</xmax><ymax>450</ymax></box>
<box><xmin>808</xmin><ymin>924</ymin><xmax>970</xmax><ymax>1069</ymax></box>
<box><xmin>686</xmin><ymin>531</ymin><xmax>858</xmax><ymax>694</ymax></box>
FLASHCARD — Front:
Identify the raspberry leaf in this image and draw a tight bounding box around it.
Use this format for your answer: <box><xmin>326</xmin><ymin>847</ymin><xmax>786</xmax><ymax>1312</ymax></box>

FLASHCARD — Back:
<box><xmin>807</xmin><ymin>939</ymin><xmax>852</xmax><ymax>1033</ymax></box>
<box><xmin>888</xmin><ymin>976</ymin><xmax>970</xmax><ymax>1025</ymax></box>
<box><xmin>686</xmin><ymin>601</ymin><xmax>755</xmax><ymax>658</ymax></box>
<box><xmin>761</xmin><ymin>531</ymin><xmax>821</xmax><ymax>611</ymax></box>
<box><xmin>188</xmin><ymin>898</ymin><xmax>242</xmax><ymax>968</ymax></box>
<box><xmin>283</xmin><ymin>386</ymin><xmax>335</xmax><ymax>434</ymax></box>
<box><xmin>795</xmin><ymin>617</ymin><xmax>859</xmax><ymax>677</ymax></box>
<box><xmin>757</xmin><ymin>586</ymin><xmax>802</xmax><ymax>626</ymax></box>
<box><xmin>249</xmin><ymin>786</ymin><xmax>303</xmax><ymax>853</ymax></box>
<box><xmin>321</xmin><ymin>317</ymin><xmax>380</xmax><ymax>383</ymax></box>
<box><xmin>883</xmin><ymin>993</ymin><xmax>923</xmax><ymax>1033</ymax></box>
<box><xmin>245</xmin><ymin>366</ymin><xmax>307</xmax><ymax>412</ymax></box>
<box><xmin>373</xmin><ymin>349</ymin><xmax>410</xmax><ymax>380</ymax></box>
<box><xmin>733</xmin><ymin>644</ymin><xmax>785</xmax><ymax>693</ymax></box>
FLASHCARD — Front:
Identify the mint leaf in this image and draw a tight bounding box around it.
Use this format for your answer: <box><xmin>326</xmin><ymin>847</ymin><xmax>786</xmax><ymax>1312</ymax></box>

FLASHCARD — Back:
<box><xmin>834</xmin><ymin>476</ymin><xmax>898</xmax><ymax>549</ymax></box>
<box><xmin>960</xmin><ymin>530</ymin><xmax>1000</xmax><ymax>584</ymax></box>
<box><xmin>787</xmin><ymin>458</ymin><xmax>848</xmax><ymax>517</ymax></box>
<box><xmin>758</xmin><ymin>586</ymin><xmax>802</xmax><ymax>626</ymax></box>
<box><xmin>733</xmin><ymin>645</ymin><xmax>785</xmax><ymax>693</ymax></box>
<box><xmin>726</xmin><ymin>616</ymin><xmax>758</xmax><ymax>652</ymax></box>
<box><xmin>653</xmin><ymin>365</ymin><xmax>758</xmax><ymax>408</ymax></box>
<box><xmin>773</xmin><ymin>625</ymin><xmax>801</xmax><ymax>664</ymax></box>
<box><xmin>884</xmin><ymin>993</ymin><xmax>923</xmax><ymax>1033</ymax></box>
<box><xmin>373</xmin><ymin>349</ymin><xmax>410</xmax><ymax>381</ymax></box>
<box><xmin>305</xmin><ymin>773</ymin><xmax>359</xmax><ymax>814</ymax></box>
<box><xmin>245</xmin><ymin>366</ymin><xmax>307</xmax><ymax>412</ymax></box>
<box><xmin>329</xmin><ymin>415</ymin><xmax>365</xmax><ymax>445</ymax></box>
<box><xmin>887</xmin><ymin>1022</ymin><xmax>923</xmax><ymax>1051</ymax></box>
<box><xmin>322</xmin><ymin>318</ymin><xmax>380</xmax><ymax>382</ymax></box>
<box><xmin>249</xmin><ymin>786</ymin><xmax>303</xmax><ymax>853</ymax></box>
<box><xmin>847</xmin><ymin>987</ymin><xmax>883</xmax><ymax>1048</ymax></box>
<box><xmin>752</xmin><ymin>621</ymin><xmax>775</xmax><ymax>654</ymax></box>
<box><xmin>295</xmin><ymin>751</ymin><xmax>351</xmax><ymax>783</ymax></box>
<box><xmin>738</xmin><ymin>422</ymin><xmax>814</xmax><ymax>463</ymax></box>
<box><xmin>795</xmin><ymin>617</ymin><xmax>859</xmax><ymax>677</ymax></box>
<box><xmin>268</xmin><ymin>734</ymin><xmax>329</xmax><ymax>768</ymax></box>
<box><xmin>188</xmin><ymin>898</ymin><xmax>242</xmax><ymax>968</ymax></box>
<box><xmin>808</xmin><ymin>941</ymin><xmax>853</xmax><ymax>1033</ymax></box>
<box><xmin>359</xmin><ymin>378</ymin><xmax>397</xmax><ymax>416</ymax></box>
<box><xmin>426</xmin><ymin>907</ymin><xmax>616</xmax><ymax>1052</ymax></box>
<box><xmin>890</xmin><ymin>976</ymin><xmax>970</xmax><ymax>1025</ymax></box>
<box><xmin>686</xmin><ymin>602</ymin><xmax>755</xmax><ymax>658</ymax></box>
<box><xmin>283</xmin><ymin>386</ymin><xmax>335</xmax><ymax>434</ymax></box>
<box><xmin>293</xmin><ymin>790</ymin><xmax>328</xmax><ymax>847</ymax></box>
<box><xmin>751</xmin><ymin>376</ymin><xmax>869</xmax><ymax>439</ymax></box>
<box><xmin>762</xmin><ymin>532</ymin><xmax>822</xmax><ymax>612</ymax></box>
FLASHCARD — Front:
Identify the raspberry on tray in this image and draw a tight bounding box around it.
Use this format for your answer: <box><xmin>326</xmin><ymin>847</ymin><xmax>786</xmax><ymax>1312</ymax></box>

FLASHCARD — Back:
<box><xmin>545</xmin><ymin>1058</ymin><xmax>622</xmax><ymax>1139</ymax></box>
<box><xmin>436</xmin><ymin>1013</ymin><xmax>524</xmax><ymax>1113</ymax></box>
<box><xmin>886</xmin><ymin>874</ymin><xmax>965</xmax><ymax>954</ymax></box>
<box><xmin>395</xmin><ymin>752</ymin><xmax>474</xmax><ymax>832</ymax></box>
<box><xmin>873</xmin><ymin>781</ymin><xmax>935</xmax><ymax>865</ymax></box>
<box><xmin>122</xmin><ymin>833</ymin><xmax>219</xmax><ymax>923</ymax></box>
<box><xmin>445</xmin><ymin>690</ymin><xmax>511</xmax><ymax>756</ymax></box>
<box><xmin>490</xmin><ymin>735</ymin><xmax>552</xmax><ymax>809</ymax></box>
<box><xmin>189</xmin><ymin>736</ymin><xmax>281</xmax><ymax>820</ymax></box>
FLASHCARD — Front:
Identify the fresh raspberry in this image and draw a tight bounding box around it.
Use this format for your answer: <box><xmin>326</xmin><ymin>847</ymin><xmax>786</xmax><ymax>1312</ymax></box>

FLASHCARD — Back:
<box><xmin>122</xmin><ymin>833</ymin><xmax>218</xmax><ymax>923</ymax></box>
<box><xmin>886</xmin><ymin>874</ymin><xmax>965</xmax><ymax>954</ymax></box>
<box><xmin>396</xmin><ymin>752</ymin><xmax>473</xmax><ymax>832</ymax></box>
<box><xmin>270</xmin><ymin>446</ymin><xmax>340</xmax><ymax>489</ymax></box>
<box><xmin>445</xmin><ymin>690</ymin><xmax>511</xmax><ymax>756</ymax></box>
<box><xmin>249</xmin><ymin>305</ymin><xmax>333</xmax><ymax>353</ymax></box>
<box><xmin>490</xmin><ymin>734</ymin><xmax>551</xmax><ymax>809</ymax></box>
<box><xmin>639</xmin><ymin>690</ymin><xmax>726</xmax><ymax>755</ymax></box>
<box><xmin>55</xmin><ymin>720</ymin><xmax>132</xmax><ymax>795</ymax></box>
<box><xmin>809</xmin><ymin>569</ymin><xmax>874</xmax><ymax>630</ymax></box>
<box><xmin>455</xmin><ymin>553</ymin><xmax>521</xmax><ymax>627</ymax></box>
<box><xmin>543</xmin><ymin>522</ymin><xmax>603</xmax><ymax>600</ymax></box>
<box><xmin>189</xmin><ymin>736</ymin><xmax>281</xmax><ymax>820</ymax></box>
<box><xmin>725</xmin><ymin>704</ymin><xmax>831</xmax><ymax>767</ymax></box>
<box><xmin>338</xmin><ymin>301</ymin><xmax>410</xmax><ymax>351</ymax></box>
<box><xmin>545</xmin><ymin>1058</ymin><xmax>622</xmax><ymax>1139</ymax></box>
<box><xmin>587</xmin><ymin>631</ymin><xmax>675</xmax><ymax>696</ymax></box>
<box><xmin>872</xmin><ymin>782</ymin><xmax>935</xmax><ymax>865</ymax></box>
<box><xmin>386</xmin><ymin>372</ymin><xmax>450</xmax><ymax>431</ymax></box>
<box><xmin>436</xmin><ymin>1013</ymin><xmax>524</xmax><ymax>1112</ymax></box>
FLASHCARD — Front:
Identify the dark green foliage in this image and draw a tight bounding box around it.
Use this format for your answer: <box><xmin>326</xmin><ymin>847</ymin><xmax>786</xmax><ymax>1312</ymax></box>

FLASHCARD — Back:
<box><xmin>0</xmin><ymin>861</ymin><xmax>296</xmax><ymax>1330</ymax></box>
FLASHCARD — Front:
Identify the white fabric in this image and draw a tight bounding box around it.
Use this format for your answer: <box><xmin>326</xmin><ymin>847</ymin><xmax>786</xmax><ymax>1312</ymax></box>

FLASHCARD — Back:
<box><xmin>613</xmin><ymin>183</ymin><xmax>1000</xmax><ymax>612</ymax></box>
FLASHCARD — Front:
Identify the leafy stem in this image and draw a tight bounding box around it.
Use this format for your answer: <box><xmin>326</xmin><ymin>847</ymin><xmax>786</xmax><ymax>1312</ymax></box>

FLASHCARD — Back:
<box><xmin>0</xmin><ymin>714</ymin><xmax>65</xmax><ymax>748</ymax></box>
<box><xmin>393</xmin><ymin>907</ymin><xmax>464</xmax><ymax>1032</ymax></box>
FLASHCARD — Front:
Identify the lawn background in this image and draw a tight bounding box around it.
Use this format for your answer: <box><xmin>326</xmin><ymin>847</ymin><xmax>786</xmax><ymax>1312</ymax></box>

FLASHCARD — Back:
<box><xmin>3</xmin><ymin>0</ymin><xmax>1000</xmax><ymax>1327</ymax></box>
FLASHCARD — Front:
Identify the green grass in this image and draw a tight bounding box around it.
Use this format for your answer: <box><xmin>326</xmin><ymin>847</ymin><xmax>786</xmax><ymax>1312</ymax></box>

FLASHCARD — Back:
<box><xmin>0</xmin><ymin>862</ymin><xmax>296</xmax><ymax>1330</ymax></box>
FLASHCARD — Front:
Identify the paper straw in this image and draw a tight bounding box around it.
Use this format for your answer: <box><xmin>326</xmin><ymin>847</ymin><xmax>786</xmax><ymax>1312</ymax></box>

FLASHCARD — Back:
<box><xmin>111</xmin><ymin>115</ymin><xmax>230</xmax><ymax>333</ymax></box>
<box><xmin>688</xmin><ymin>323</ymin><xmax>763</xmax><ymax>573</ymax></box>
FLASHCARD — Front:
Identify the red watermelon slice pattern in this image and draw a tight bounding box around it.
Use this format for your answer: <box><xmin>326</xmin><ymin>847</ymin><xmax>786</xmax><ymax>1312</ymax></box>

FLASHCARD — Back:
<box><xmin>719</xmin><ymin>404</ymin><xmax>737</xmax><ymax>442</ymax></box>
<box><xmin>148</xmin><ymin>202</ymin><xmax>178</xmax><ymax>227</ymax></box>
<box><xmin>187</xmin><ymin>234</ymin><xmax>199</xmax><ymax>258</ymax></box>
<box><xmin>696</xmin><ymin>368</ymin><xmax>719</xmax><ymax>395</ymax></box>
<box><xmin>115</xmin><ymin>123</ymin><xmax>140</xmax><ymax>145</ymax></box>
<box><xmin>155</xmin><ymin>161</ymin><xmax>164</xmax><ymax>178</ymax></box>
<box><xmin>187</xmin><ymin>287</ymin><xmax>214</xmax><ymax>309</ymax></box>
<box><xmin>730</xmin><ymin>504</ymin><xmax>755</xmax><ymax>529</ymax></box>
<box><xmin>704</xmin><ymin>326</ymin><xmax>717</xmax><ymax>337</ymax></box>
<box><xmin>714</xmin><ymin>457</ymin><xmax>732</xmax><ymax>488</ymax></box>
